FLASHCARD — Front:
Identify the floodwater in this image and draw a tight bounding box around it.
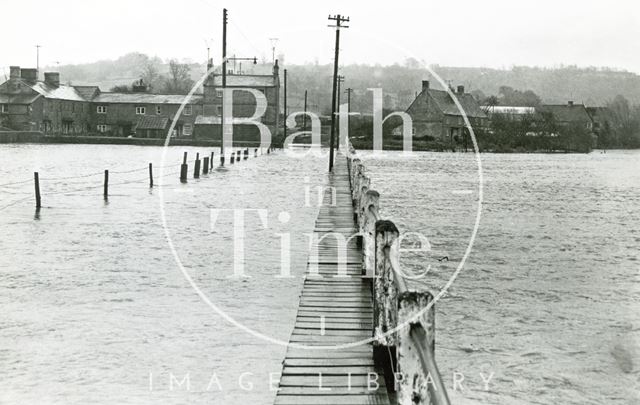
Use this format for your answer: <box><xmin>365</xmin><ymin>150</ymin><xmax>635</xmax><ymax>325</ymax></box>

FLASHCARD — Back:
<box><xmin>361</xmin><ymin>149</ymin><xmax>640</xmax><ymax>405</ymax></box>
<box><xmin>0</xmin><ymin>145</ymin><xmax>638</xmax><ymax>404</ymax></box>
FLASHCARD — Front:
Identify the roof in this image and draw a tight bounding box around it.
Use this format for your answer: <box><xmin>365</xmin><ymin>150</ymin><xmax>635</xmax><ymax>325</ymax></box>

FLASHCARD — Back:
<box><xmin>30</xmin><ymin>81</ymin><xmax>87</xmax><ymax>101</ymax></box>
<box><xmin>406</xmin><ymin>87</ymin><xmax>487</xmax><ymax>119</ymax></box>
<box><xmin>537</xmin><ymin>104</ymin><xmax>592</xmax><ymax>122</ymax></box>
<box><xmin>194</xmin><ymin>115</ymin><xmax>255</xmax><ymax>125</ymax></box>
<box><xmin>93</xmin><ymin>92</ymin><xmax>203</xmax><ymax>104</ymax></box>
<box><xmin>74</xmin><ymin>86</ymin><xmax>101</xmax><ymax>101</ymax></box>
<box><xmin>0</xmin><ymin>93</ymin><xmax>42</xmax><ymax>104</ymax></box>
<box><xmin>483</xmin><ymin>106</ymin><xmax>535</xmax><ymax>115</ymax></box>
<box><xmin>136</xmin><ymin>116</ymin><xmax>169</xmax><ymax>130</ymax></box>
<box><xmin>211</xmin><ymin>74</ymin><xmax>277</xmax><ymax>87</ymax></box>
<box><xmin>426</xmin><ymin>89</ymin><xmax>487</xmax><ymax>118</ymax></box>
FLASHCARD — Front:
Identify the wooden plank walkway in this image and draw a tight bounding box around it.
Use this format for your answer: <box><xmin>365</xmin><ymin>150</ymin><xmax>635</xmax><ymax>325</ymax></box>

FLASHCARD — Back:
<box><xmin>274</xmin><ymin>157</ymin><xmax>391</xmax><ymax>405</ymax></box>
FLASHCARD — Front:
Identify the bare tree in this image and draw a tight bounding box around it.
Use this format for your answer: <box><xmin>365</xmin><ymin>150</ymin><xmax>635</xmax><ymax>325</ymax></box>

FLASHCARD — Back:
<box><xmin>164</xmin><ymin>59</ymin><xmax>194</xmax><ymax>94</ymax></box>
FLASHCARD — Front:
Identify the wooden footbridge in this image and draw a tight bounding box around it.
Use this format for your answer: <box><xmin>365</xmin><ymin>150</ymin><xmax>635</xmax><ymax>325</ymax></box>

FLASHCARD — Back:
<box><xmin>274</xmin><ymin>146</ymin><xmax>451</xmax><ymax>405</ymax></box>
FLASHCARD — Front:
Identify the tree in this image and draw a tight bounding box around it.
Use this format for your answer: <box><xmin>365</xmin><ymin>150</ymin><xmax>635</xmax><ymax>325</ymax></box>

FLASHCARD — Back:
<box><xmin>164</xmin><ymin>59</ymin><xmax>194</xmax><ymax>94</ymax></box>
<box><xmin>140</xmin><ymin>59</ymin><xmax>161</xmax><ymax>92</ymax></box>
<box><xmin>110</xmin><ymin>85</ymin><xmax>132</xmax><ymax>93</ymax></box>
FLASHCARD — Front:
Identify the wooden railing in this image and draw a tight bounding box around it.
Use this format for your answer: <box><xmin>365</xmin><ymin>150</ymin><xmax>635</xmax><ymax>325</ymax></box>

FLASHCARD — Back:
<box><xmin>346</xmin><ymin>145</ymin><xmax>451</xmax><ymax>405</ymax></box>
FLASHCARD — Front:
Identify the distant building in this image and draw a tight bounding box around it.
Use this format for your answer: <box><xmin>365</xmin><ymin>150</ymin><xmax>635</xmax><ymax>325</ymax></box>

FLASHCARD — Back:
<box><xmin>0</xmin><ymin>67</ymin><xmax>91</xmax><ymax>133</ymax></box>
<box><xmin>586</xmin><ymin>106</ymin><xmax>614</xmax><ymax>138</ymax></box>
<box><xmin>0</xmin><ymin>61</ymin><xmax>281</xmax><ymax>140</ymax></box>
<box><xmin>403</xmin><ymin>80</ymin><xmax>488</xmax><ymax>142</ymax></box>
<box><xmin>537</xmin><ymin>101</ymin><xmax>594</xmax><ymax>131</ymax></box>
<box><xmin>194</xmin><ymin>58</ymin><xmax>280</xmax><ymax>140</ymax></box>
<box><xmin>482</xmin><ymin>105</ymin><xmax>536</xmax><ymax>120</ymax></box>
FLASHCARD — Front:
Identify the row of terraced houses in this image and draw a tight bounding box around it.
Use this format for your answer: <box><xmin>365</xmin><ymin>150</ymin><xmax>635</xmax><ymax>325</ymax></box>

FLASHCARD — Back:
<box><xmin>0</xmin><ymin>60</ymin><xmax>280</xmax><ymax>140</ymax></box>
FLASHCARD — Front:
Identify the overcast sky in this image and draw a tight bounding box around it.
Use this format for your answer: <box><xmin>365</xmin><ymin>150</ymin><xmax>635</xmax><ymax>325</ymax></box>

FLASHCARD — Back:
<box><xmin>1</xmin><ymin>0</ymin><xmax>639</xmax><ymax>73</ymax></box>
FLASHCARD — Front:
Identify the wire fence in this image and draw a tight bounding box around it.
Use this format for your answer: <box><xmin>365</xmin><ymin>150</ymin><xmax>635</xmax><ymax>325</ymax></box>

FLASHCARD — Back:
<box><xmin>0</xmin><ymin>147</ymin><xmax>274</xmax><ymax>212</ymax></box>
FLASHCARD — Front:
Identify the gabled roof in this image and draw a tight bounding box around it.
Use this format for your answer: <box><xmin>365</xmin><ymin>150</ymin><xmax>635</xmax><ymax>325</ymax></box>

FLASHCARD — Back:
<box><xmin>0</xmin><ymin>93</ymin><xmax>42</xmax><ymax>104</ymax></box>
<box><xmin>427</xmin><ymin>89</ymin><xmax>487</xmax><ymax>118</ymax></box>
<box><xmin>211</xmin><ymin>74</ymin><xmax>277</xmax><ymax>87</ymax></box>
<box><xmin>537</xmin><ymin>104</ymin><xmax>592</xmax><ymax>122</ymax></box>
<box><xmin>406</xmin><ymin>87</ymin><xmax>487</xmax><ymax>119</ymax></box>
<box><xmin>93</xmin><ymin>92</ymin><xmax>203</xmax><ymax>104</ymax></box>
<box><xmin>74</xmin><ymin>86</ymin><xmax>101</xmax><ymax>101</ymax></box>
<box><xmin>30</xmin><ymin>81</ymin><xmax>87</xmax><ymax>101</ymax></box>
<box><xmin>136</xmin><ymin>116</ymin><xmax>169</xmax><ymax>130</ymax></box>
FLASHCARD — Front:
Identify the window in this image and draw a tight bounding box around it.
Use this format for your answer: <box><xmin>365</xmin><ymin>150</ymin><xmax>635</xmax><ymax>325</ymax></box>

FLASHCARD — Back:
<box><xmin>216</xmin><ymin>105</ymin><xmax>222</xmax><ymax>115</ymax></box>
<box><xmin>183</xmin><ymin>104</ymin><xmax>192</xmax><ymax>116</ymax></box>
<box><xmin>156</xmin><ymin>106</ymin><xmax>162</xmax><ymax>115</ymax></box>
<box><xmin>135</xmin><ymin>106</ymin><xmax>146</xmax><ymax>115</ymax></box>
<box><xmin>215</xmin><ymin>89</ymin><xmax>223</xmax><ymax>98</ymax></box>
<box><xmin>183</xmin><ymin>123</ymin><xmax>193</xmax><ymax>136</ymax></box>
<box><xmin>97</xmin><ymin>124</ymin><xmax>108</xmax><ymax>133</ymax></box>
<box><xmin>97</xmin><ymin>105</ymin><xmax>107</xmax><ymax>114</ymax></box>
<box><xmin>0</xmin><ymin>104</ymin><xmax>7</xmax><ymax>113</ymax></box>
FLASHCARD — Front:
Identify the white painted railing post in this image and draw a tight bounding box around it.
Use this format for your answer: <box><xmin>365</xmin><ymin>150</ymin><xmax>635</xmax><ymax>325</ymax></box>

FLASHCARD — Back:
<box><xmin>373</xmin><ymin>220</ymin><xmax>400</xmax><ymax>345</ymax></box>
<box><xmin>361</xmin><ymin>190</ymin><xmax>380</xmax><ymax>277</ymax></box>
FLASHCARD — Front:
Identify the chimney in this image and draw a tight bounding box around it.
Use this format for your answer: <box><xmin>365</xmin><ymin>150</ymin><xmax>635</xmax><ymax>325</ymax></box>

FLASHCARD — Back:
<box><xmin>44</xmin><ymin>72</ymin><xmax>60</xmax><ymax>87</ymax></box>
<box><xmin>422</xmin><ymin>80</ymin><xmax>429</xmax><ymax>91</ymax></box>
<box><xmin>132</xmin><ymin>78</ymin><xmax>148</xmax><ymax>93</ymax></box>
<box><xmin>273</xmin><ymin>59</ymin><xmax>279</xmax><ymax>77</ymax></box>
<box><xmin>9</xmin><ymin>66</ymin><xmax>20</xmax><ymax>79</ymax></box>
<box><xmin>457</xmin><ymin>85</ymin><xmax>465</xmax><ymax>94</ymax></box>
<box><xmin>568</xmin><ymin>100</ymin><xmax>574</xmax><ymax>107</ymax></box>
<box><xmin>20</xmin><ymin>68</ymin><xmax>37</xmax><ymax>83</ymax></box>
<box><xmin>207</xmin><ymin>58</ymin><xmax>213</xmax><ymax>71</ymax></box>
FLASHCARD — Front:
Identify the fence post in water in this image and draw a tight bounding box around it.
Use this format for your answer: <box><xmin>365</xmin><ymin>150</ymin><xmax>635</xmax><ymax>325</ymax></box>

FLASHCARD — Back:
<box><xmin>203</xmin><ymin>157</ymin><xmax>209</xmax><ymax>174</ymax></box>
<box><xmin>34</xmin><ymin>172</ymin><xmax>41</xmax><ymax>209</ymax></box>
<box><xmin>210</xmin><ymin>152</ymin><xmax>214</xmax><ymax>170</ymax></box>
<box><xmin>103</xmin><ymin>170</ymin><xmax>109</xmax><ymax>199</ymax></box>
<box><xmin>148</xmin><ymin>163</ymin><xmax>153</xmax><ymax>188</ymax></box>
<box><xmin>396</xmin><ymin>291</ymin><xmax>439</xmax><ymax>405</ymax></box>
<box><xmin>244</xmin><ymin>148</ymin><xmax>249</xmax><ymax>160</ymax></box>
<box><xmin>194</xmin><ymin>153</ymin><xmax>201</xmax><ymax>178</ymax></box>
<box><xmin>254</xmin><ymin>148</ymin><xmax>258</xmax><ymax>157</ymax></box>
<box><xmin>180</xmin><ymin>152</ymin><xmax>188</xmax><ymax>182</ymax></box>
<box><xmin>361</xmin><ymin>189</ymin><xmax>379</xmax><ymax>278</ymax></box>
<box><xmin>230</xmin><ymin>153</ymin><xmax>235</xmax><ymax>164</ymax></box>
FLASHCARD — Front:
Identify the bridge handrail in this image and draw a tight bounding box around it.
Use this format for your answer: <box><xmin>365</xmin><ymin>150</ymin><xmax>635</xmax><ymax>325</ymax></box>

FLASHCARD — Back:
<box><xmin>345</xmin><ymin>143</ymin><xmax>451</xmax><ymax>405</ymax></box>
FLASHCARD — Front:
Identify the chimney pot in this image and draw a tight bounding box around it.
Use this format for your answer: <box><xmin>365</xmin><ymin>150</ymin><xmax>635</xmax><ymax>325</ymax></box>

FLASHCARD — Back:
<box><xmin>422</xmin><ymin>80</ymin><xmax>429</xmax><ymax>91</ymax></box>
<box><xmin>9</xmin><ymin>66</ymin><xmax>20</xmax><ymax>79</ymax></box>
<box><xmin>20</xmin><ymin>68</ymin><xmax>37</xmax><ymax>83</ymax></box>
<box><xmin>44</xmin><ymin>72</ymin><xmax>60</xmax><ymax>87</ymax></box>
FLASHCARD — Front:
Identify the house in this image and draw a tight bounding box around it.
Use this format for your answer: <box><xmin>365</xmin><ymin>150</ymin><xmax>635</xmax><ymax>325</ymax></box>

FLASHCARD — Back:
<box><xmin>537</xmin><ymin>101</ymin><xmax>594</xmax><ymax>131</ymax></box>
<box><xmin>0</xmin><ymin>67</ymin><xmax>92</xmax><ymax>133</ymax></box>
<box><xmin>403</xmin><ymin>80</ymin><xmax>488</xmax><ymax>142</ymax></box>
<box><xmin>194</xmin><ymin>58</ymin><xmax>280</xmax><ymax>140</ymax></box>
<box><xmin>89</xmin><ymin>90</ymin><xmax>203</xmax><ymax>137</ymax></box>
<box><xmin>0</xmin><ymin>60</ymin><xmax>281</xmax><ymax>141</ymax></box>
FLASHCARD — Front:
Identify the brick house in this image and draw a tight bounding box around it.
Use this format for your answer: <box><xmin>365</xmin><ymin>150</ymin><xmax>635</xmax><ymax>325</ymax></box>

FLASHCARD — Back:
<box><xmin>194</xmin><ymin>59</ymin><xmax>280</xmax><ymax>140</ymax></box>
<box><xmin>0</xmin><ymin>67</ymin><xmax>92</xmax><ymax>133</ymax></box>
<box><xmin>403</xmin><ymin>80</ymin><xmax>488</xmax><ymax>142</ymax></box>
<box><xmin>1</xmin><ymin>60</ymin><xmax>281</xmax><ymax>140</ymax></box>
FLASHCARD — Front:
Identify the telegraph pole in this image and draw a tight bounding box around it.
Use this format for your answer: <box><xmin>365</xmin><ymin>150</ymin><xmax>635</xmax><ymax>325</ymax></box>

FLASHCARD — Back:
<box><xmin>336</xmin><ymin>75</ymin><xmax>345</xmax><ymax>150</ymax></box>
<box><xmin>346</xmin><ymin>87</ymin><xmax>352</xmax><ymax>143</ymax></box>
<box><xmin>221</xmin><ymin>8</ymin><xmax>228</xmax><ymax>163</ymax></box>
<box><xmin>327</xmin><ymin>14</ymin><xmax>349</xmax><ymax>172</ymax></box>
<box><xmin>303</xmin><ymin>90</ymin><xmax>308</xmax><ymax>131</ymax></box>
<box><xmin>269</xmin><ymin>38</ymin><xmax>279</xmax><ymax>64</ymax></box>
<box><xmin>35</xmin><ymin>45</ymin><xmax>41</xmax><ymax>79</ymax></box>
<box><xmin>283</xmin><ymin>69</ymin><xmax>288</xmax><ymax>140</ymax></box>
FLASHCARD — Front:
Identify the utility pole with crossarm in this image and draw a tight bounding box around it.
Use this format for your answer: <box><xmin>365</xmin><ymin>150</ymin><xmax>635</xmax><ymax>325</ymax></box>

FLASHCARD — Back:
<box><xmin>327</xmin><ymin>14</ymin><xmax>349</xmax><ymax>172</ymax></box>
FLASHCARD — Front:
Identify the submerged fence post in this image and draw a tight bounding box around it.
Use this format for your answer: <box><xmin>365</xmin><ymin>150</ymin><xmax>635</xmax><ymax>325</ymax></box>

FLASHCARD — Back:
<box><xmin>210</xmin><ymin>152</ymin><xmax>214</xmax><ymax>170</ymax></box>
<box><xmin>194</xmin><ymin>153</ymin><xmax>201</xmax><ymax>178</ymax></box>
<box><xmin>103</xmin><ymin>170</ymin><xmax>109</xmax><ymax>199</ymax></box>
<box><xmin>254</xmin><ymin>148</ymin><xmax>258</xmax><ymax>158</ymax></box>
<box><xmin>203</xmin><ymin>157</ymin><xmax>209</xmax><ymax>174</ymax></box>
<box><xmin>180</xmin><ymin>152</ymin><xmax>188</xmax><ymax>182</ymax></box>
<box><xmin>230</xmin><ymin>153</ymin><xmax>235</xmax><ymax>164</ymax></box>
<box><xmin>34</xmin><ymin>172</ymin><xmax>41</xmax><ymax>209</ymax></box>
